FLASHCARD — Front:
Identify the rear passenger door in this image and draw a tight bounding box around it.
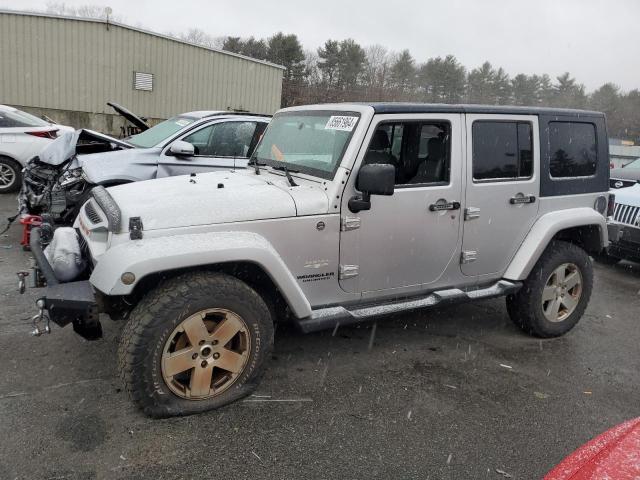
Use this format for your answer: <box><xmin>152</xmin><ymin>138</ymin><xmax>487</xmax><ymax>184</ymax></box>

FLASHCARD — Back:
<box><xmin>158</xmin><ymin>120</ymin><xmax>265</xmax><ymax>177</ymax></box>
<box><xmin>461</xmin><ymin>115</ymin><xmax>540</xmax><ymax>276</ymax></box>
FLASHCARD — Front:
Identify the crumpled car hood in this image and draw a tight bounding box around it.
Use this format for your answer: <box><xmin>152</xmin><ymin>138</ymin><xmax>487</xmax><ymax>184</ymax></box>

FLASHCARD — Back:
<box><xmin>35</xmin><ymin>130</ymin><xmax>81</xmax><ymax>166</ymax></box>
<box><xmin>80</xmin><ymin>148</ymin><xmax>160</xmax><ymax>184</ymax></box>
<box><xmin>105</xmin><ymin>170</ymin><xmax>324</xmax><ymax>231</ymax></box>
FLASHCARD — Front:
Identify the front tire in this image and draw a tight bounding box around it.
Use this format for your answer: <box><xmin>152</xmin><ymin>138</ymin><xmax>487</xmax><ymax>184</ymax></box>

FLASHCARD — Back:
<box><xmin>506</xmin><ymin>240</ymin><xmax>593</xmax><ymax>338</ymax></box>
<box><xmin>118</xmin><ymin>272</ymin><xmax>274</xmax><ymax>417</ymax></box>
<box><xmin>0</xmin><ymin>156</ymin><xmax>22</xmax><ymax>193</ymax></box>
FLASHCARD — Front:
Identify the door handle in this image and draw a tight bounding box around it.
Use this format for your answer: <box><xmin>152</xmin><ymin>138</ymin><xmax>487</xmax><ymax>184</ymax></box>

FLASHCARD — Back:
<box><xmin>429</xmin><ymin>201</ymin><xmax>461</xmax><ymax>212</ymax></box>
<box><xmin>509</xmin><ymin>195</ymin><xmax>536</xmax><ymax>205</ymax></box>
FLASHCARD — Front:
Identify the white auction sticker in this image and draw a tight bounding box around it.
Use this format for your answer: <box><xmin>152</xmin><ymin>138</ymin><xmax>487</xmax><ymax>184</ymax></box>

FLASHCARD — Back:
<box><xmin>175</xmin><ymin>119</ymin><xmax>191</xmax><ymax>127</ymax></box>
<box><xmin>325</xmin><ymin>116</ymin><xmax>358</xmax><ymax>131</ymax></box>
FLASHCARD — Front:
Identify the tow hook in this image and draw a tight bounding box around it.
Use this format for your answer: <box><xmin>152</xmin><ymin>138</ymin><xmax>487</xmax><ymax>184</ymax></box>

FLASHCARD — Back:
<box><xmin>17</xmin><ymin>271</ymin><xmax>29</xmax><ymax>294</ymax></box>
<box><xmin>31</xmin><ymin>299</ymin><xmax>51</xmax><ymax>337</ymax></box>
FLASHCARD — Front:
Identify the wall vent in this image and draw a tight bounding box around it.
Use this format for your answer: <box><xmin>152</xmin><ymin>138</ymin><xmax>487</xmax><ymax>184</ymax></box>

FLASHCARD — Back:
<box><xmin>133</xmin><ymin>71</ymin><xmax>153</xmax><ymax>91</ymax></box>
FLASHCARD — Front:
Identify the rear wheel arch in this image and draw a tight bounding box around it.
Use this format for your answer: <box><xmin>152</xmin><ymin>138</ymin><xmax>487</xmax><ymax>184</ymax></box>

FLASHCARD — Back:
<box><xmin>552</xmin><ymin>224</ymin><xmax>605</xmax><ymax>255</ymax></box>
<box><xmin>504</xmin><ymin>209</ymin><xmax>607</xmax><ymax>280</ymax></box>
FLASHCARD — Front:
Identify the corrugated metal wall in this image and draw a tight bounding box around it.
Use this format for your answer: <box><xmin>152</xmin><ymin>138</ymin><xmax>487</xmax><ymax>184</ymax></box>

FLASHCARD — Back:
<box><xmin>0</xmin><ymin>11</ymin><xmax>284</xmax><ymax>118</ymax></box>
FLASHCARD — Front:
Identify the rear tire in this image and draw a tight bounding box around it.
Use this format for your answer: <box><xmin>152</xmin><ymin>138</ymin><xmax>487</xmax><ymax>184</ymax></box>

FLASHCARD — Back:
<box><xmin>0</xmin><ymin>156</ymin><xmax>22</xmax><ymax>193</ymax></box>
<box><xmin>506</xmin><ymin>240</ymin><xmax>593</xmax><ymax>338</ymax></box>
<box><xmin>118</xmin><ymin>271</ymin><xmax>274</xmax><ymax>418</ymax></box>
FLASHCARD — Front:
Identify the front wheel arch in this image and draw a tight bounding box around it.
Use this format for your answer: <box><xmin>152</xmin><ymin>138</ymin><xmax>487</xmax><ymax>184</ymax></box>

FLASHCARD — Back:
<box><xmin>125</xmin><ymin>262</ymin><xmax>291</xmax><ymax>323</ymax></box>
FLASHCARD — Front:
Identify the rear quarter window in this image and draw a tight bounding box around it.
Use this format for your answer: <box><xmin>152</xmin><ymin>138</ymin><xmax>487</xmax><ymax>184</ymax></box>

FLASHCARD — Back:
<box><xmin>549</xmin><ymin>122</ymin><xmax>597</xmax><ymax>178</ymax></box>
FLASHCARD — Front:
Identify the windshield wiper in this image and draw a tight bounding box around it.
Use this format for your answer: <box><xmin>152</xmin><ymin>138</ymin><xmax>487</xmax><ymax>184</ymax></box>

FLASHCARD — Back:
<box><xmin>249</xmin><ymin>158</ymin><xmax>266</xmax><ymax>175</ymax></box>
<box><xmin>272</xmin><ymin>165</ymin><xmax>299</xmax><ymax>187</ymax></box>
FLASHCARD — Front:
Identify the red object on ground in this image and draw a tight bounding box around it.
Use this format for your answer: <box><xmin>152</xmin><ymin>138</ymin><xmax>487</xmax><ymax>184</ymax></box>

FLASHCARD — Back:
<box><xmin>19</xmin><ymin>214</ymin><xmax>42</xmax><ymax>248</ymax></box>
<box><xmin>545</xmin><ymin>417</ymin><xmax>640</xmax><ymax>480</ymax></box>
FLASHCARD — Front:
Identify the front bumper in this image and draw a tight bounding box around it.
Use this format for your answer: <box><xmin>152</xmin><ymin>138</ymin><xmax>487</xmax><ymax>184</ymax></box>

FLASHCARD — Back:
<box><xmin>22</xmin><ymin>226</ymin><xmax>102</xmax><ymax>340</ymax></box>
<box><xmin>607</xmin><ymin>222</ymin><xmax>640</xmax><ymax>262</ymax></box>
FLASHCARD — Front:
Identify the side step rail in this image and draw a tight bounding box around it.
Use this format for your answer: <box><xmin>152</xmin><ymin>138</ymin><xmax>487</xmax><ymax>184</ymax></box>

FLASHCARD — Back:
<box><xmin>296</xmin><ymin>280</ymin><xmax>521</xmax><ymax>334</ymax></box>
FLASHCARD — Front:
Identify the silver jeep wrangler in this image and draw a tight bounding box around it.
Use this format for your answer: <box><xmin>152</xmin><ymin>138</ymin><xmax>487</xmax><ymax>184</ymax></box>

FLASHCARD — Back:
<box><xmin>22</xmin><ymin>103</ymin><xmax>612</xmax><ymax>417</ymax></box>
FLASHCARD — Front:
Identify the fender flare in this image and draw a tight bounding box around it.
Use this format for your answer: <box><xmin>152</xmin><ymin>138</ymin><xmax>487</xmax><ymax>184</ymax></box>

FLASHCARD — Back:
<box><xmin>89</xmin><ymin>231</ymin><xmax>312</xmax><ymax>318</ymax></box>
<box><xmin>503</xmin><ymin>207</ymin><xmax>608</xmax><ymax>281</ymax></box>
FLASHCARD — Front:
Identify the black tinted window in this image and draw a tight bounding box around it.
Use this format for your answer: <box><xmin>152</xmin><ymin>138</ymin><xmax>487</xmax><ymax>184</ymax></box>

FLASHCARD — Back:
<box><xmin>364</xmin><ymin>121</ymin><xmax>450</xmax><ymax>186</ymax></box>
<box><xmin>549</xmin><ymin>122</ymin><xmax>597</xmax><ymax>178</ymax></box>
<box><xmin>473</xmin><ymin>121</ymin><xmax>533</xmax><ymax>181</ymax></box>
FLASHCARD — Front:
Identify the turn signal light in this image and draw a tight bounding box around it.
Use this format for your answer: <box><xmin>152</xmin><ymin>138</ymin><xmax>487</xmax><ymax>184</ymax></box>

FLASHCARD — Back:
<box><xmin>607</xmin><ymin>194</ymin><xmax>616</xmax><ymax>217</ymax></box>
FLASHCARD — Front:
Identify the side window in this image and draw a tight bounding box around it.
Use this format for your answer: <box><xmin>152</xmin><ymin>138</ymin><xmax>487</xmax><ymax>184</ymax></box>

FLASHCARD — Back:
<box><xmin>363</xmin><ymin>121</ymin><xmax>451</xmax><ymax>186</ymax></box>
<box><xmin>472</xmin><ymin>121</ymin><xmax>533</xmax><ymax>181</ymax></box>
<box><xmin>0</xmin><ymin>113</ymin><xmax>26</xmax><ymax>128</ymax></box>
<box><xmin>183</xmin><ymin>121</ymin><xmax>258</xmax><ymax>157</ymax></box>
<box><xmin>182</xmin><ymin>125</ymin><xmax>212</xmax><ymax>153</ymax></box>
<box><xmin>549</xmin><ymin>122</ymin><xmax>597</xmax><ymax>178</ymax></box>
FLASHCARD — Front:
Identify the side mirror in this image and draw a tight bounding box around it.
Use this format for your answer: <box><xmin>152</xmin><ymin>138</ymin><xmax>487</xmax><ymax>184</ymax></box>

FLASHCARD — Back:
<box><xmin>169</xmin><ymin>140</ymin><xmax>195</xmax><ymax>157</ymax></box>
<box><xmin>349</xmin><ymin>163</ymin><xmax>395</xmax><ymax>213</ymax></box>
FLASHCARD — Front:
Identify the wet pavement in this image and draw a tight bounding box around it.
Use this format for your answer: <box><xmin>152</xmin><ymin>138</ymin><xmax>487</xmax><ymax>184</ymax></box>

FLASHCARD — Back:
<box><xmin>0</xmin><ymin>192</ymin><xmax>638</xmax><ymax>479</ymax></box>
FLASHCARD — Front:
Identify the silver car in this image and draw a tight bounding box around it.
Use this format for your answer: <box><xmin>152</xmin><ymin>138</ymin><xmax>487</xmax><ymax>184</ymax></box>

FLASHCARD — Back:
<box><xmin>23</xmin><ymin>103</ymin><xmax>611</xmax><ymax>417</ymax></box>
<box><xmin>21</xmin><ymin>111</ymin><xmax>269</xmax><ymax>222</ymax></box>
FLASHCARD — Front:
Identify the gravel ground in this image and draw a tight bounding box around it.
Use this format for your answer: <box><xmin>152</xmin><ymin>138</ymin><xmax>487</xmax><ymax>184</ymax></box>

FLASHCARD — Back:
<box><xmin>0</xmin><ymin>192</ymin><xmax>638</xmax><ymax>480</ymax></box>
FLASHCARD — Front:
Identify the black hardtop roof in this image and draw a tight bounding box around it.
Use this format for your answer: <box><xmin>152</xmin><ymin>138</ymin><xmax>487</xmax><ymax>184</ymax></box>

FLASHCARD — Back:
<box><xmin>365</xmin><ymin>102</ymin><xmax>604</xmax><ymax>117</ymax></box>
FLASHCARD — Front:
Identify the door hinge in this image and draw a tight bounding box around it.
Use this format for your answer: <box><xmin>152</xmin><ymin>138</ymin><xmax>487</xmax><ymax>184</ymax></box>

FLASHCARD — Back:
<box><xmin>464</xmin><ymin>207</ymin><xmax>481</xmax><ymax>221</ymax></box>
<box><xmin>339</xmin><ymin>264</ymin><xmax>359</xmax><ymax>279</ymax></box>
<box><xmin>341</xmin><ymin>216</ymin><xmax>361</xmax><ymax>231</ymax></box>
<box><xmin>461</xmin><ymin>250</ymin><xmax>477</xmax><ymax>264</ymax></box>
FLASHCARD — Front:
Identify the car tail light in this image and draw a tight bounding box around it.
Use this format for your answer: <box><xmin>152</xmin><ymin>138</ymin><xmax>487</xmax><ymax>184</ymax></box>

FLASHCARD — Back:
<box><xmin>607</xmin><ymin>193</ymin><xmax>616</xmax><ymax>217</ymax></box>
<box><xmin>26</xmin><ymin>129</ymin><xmax>58</xmax><ymax>139</ymax></box>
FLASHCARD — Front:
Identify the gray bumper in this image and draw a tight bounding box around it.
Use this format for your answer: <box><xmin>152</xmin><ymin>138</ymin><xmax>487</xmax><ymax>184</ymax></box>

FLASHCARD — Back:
<box><xmin>25</xmin><ymin>227</ymin><xmax>101</xmax><ymax>339</ymax></box>
<box><xmin>607</xmin><ymin>222</ymin><xmax>640</xmax><ymax>261</ymax></box>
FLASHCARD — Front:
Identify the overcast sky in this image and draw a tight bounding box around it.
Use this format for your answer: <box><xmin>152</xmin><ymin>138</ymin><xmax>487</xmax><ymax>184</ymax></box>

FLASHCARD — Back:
<box><xmin>3</xmin><ymin>0</ymin><xmax>639</xmax><ymax>91</ymax></box>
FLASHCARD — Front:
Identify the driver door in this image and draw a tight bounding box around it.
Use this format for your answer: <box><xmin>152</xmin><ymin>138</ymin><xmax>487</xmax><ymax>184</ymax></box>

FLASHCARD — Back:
<box><xmin>339</xmin><ymin>114</ymin><xmax>464</xmax><ymax>295</ymax></box>
<box><xmin>158</xmin><ymin>120</ymin><xmax>265</xmax><ymax>177</ymax></box>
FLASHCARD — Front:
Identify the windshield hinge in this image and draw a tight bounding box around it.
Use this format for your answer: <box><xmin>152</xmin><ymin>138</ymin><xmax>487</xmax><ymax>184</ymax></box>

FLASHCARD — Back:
<box><xmin>129</xmin><ymin>217</ymin><xmax>143</xmax><ymax>240</ymax></box>
<box><xmin>341</xmin><ymin>216</ymin><xmax>361</xmax><ymax>231</ymax></box>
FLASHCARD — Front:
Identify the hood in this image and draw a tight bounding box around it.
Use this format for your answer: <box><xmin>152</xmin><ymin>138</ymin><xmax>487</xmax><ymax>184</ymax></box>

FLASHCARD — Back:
<box><xmin>80</xmin><ymin>147</ymin><xmax>160</xmax><ymax>184</ymax></box>
<box><xmin>31</xmin><ymin>129</ymin><xmax>133</xmax><ymax>167</ymax></box>
<box><xmin>35</xmin><ymin>130</ymin><xmax>81</xmax><ymax>166</ymax></box>
<box><xmin>106</xmin><ymin>170</ymin><xmax>328</xmax><ymax>231</ymax></box>
<box><xmin>612</xmin><ymin>182</ymin><xmax>640</xmax><ymax>206</ymax></box>
<box><xmin>107</xmin><ymin>101</ymin><xmax>149</xmax><ymax>131</ymax></box>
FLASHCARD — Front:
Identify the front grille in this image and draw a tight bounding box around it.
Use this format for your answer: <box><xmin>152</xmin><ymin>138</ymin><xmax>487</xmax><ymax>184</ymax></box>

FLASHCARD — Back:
<box><xmin>613</xmin><ymin>203</ymin><xmax>640</xmax><ymax>226</ymax></box>
<box><xmin>84</xmin><ymin>200</ymin><xmax>102</xmax><ymax>224</ymax></box>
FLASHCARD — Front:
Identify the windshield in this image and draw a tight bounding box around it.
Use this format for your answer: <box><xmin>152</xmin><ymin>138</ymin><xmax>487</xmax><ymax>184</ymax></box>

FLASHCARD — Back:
<box><xmin>251</xmin><ymin>111</ymin><xmax>359</xmax><ymax>179</ymax></box>
<box><xmin>0</xmin><ymin>108</ymin><xmax>49</xmax><ymax>128</ymax></box>
<box><xmin>127</xmin><ymin>115</ymin><xmax>197</xmax><ymax>148</ymax></box>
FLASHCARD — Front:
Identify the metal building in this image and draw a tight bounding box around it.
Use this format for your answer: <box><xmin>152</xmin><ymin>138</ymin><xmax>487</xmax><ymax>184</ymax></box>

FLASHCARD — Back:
<box><xmin>0</xmin><ymin>10</ymin><xmax>284</xmax><ymax>134</ymax></box>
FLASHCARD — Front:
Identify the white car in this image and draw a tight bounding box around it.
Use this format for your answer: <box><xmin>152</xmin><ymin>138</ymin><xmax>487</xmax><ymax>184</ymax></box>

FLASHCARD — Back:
<box><xmin>607</xmin><ymin>182</ymin><xmax>640</xmax><ymax>263</ymax></box>
<box><xmin>0</xmin><ymin>105</ymin><xmax>74</xmax><ymax>193</ymax></box>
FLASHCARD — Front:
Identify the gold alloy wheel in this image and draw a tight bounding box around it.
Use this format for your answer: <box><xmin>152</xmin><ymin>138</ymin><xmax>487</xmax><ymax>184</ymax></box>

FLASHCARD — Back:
<box><xmin>541</xmin><ymin>263</ymin><xmax>583</xmax><ymax>323</ymax></box>
<box><xmin>161</xmin><ymin>308</ymin><xmax>251</xmax><ymax>400</ymax></box>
